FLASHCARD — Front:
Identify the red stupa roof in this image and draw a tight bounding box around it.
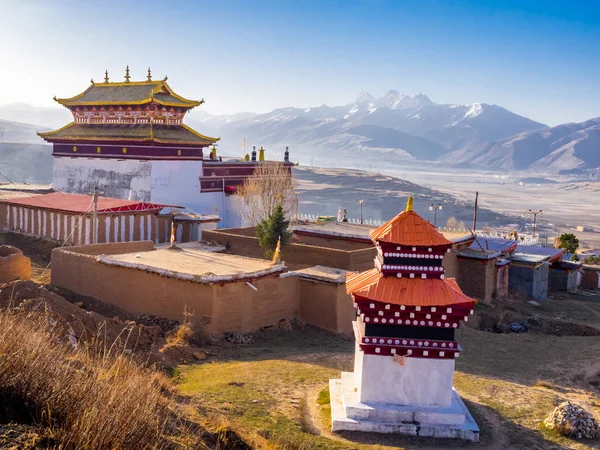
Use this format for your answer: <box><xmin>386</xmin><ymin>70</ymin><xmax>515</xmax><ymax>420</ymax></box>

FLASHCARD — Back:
<box><xmin>369</xmin><ymin>197</ymin><xmax>451</xmax><ymax>247</ymax></box>
<box><xmin>346</xmin><ymin>268</ymin><xmax>475</xmax><ymax>307</ymax></box>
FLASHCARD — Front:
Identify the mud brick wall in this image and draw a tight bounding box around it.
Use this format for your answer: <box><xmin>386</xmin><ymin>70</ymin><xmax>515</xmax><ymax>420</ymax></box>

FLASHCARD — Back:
<box><xmin>203</xmin><ymin>229</ymin><xmax>376</xmax><ymax>271</ymax></box>
<box><xmin>51</xmin><ymin>242</ymin><xmax>300</xmax><ymax>334</ymax></box>
<box><xmin>0</xmin><ymin>245</ymin><xmax>31</xmax><ymax>283</ymax></box>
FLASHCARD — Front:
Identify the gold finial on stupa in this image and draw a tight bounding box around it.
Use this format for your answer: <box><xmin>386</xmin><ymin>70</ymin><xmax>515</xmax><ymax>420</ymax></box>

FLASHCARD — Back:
<box><xmin>124</xmin><ymin>65</ymin><xmax>131</xmax><ymax>83</ymax></box>
<box><xmin>147</xmin><ymin>67</ymin><xmax>152</xmax><ymax>81</ymax></box>
<box><xmin>104</xmin><ymin>70</ymin><xmax>109</xmax><ymax>83</ymax></box>
<box><xmin>405</xmin><ymin>196</ymin><xmax>414</xmax><ymax>212</ymax></box>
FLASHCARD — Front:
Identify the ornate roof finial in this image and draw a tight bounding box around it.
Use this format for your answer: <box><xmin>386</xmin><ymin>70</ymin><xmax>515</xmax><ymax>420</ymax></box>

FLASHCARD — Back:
<box><xmin>90</xmin><ymin>78</ymin><xmax>94</xmax><ymax>84</ymax></box>
<box><xmin>405</xmin><ymin>196</ymin><xmax>414</xmax><ymax>212</ymax></box>
<box><xmin>104</xmin><ymin>70</ymin><xmax>109</xmax><ymax>83</ymax></box>
<box><xmin>163</xmin><ymin>75</ymin><xmax>168</xmax><ymax>81</ymax></box>
<box><xmin>124</xmin><ymin>65</ymin><xmax>131</xmax><ymax>83</ymax></box>
<box><xmin>147</xmin><ymin>67</ymin><xmax>152</xmax><ymax>82</ymax></box>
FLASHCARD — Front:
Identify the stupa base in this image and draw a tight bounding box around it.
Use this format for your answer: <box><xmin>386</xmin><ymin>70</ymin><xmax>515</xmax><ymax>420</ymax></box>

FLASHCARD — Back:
<box><xmin>329</xmin><ymin>372</ymin><xmax>479</xmax><ymax>442</ymax></box>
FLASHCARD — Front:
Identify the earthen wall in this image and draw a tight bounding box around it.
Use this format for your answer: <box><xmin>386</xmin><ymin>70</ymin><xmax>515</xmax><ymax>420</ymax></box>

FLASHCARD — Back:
<box><xmin>51</xmin><ymin>243</ymin><xmax>299</xmax><ymax>334</ymax></box>
<box><xmin>0</xmin><ymin>246</ymin><xmax>31</xmax><ymax>283</ymax></box>
<box><xmin>293</xmin><ymin>233</ymin><xmax>372</xmax><ymax>251</ymax></box>
<box><xmin>203</xmin><ymin>229</ymin><xmax>376</xmax><ymax>271</ymax></box>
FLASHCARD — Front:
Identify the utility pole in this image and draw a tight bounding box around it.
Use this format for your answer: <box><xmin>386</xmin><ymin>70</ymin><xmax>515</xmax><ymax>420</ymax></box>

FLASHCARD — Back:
<box><xmin>430</xmin><ymin>203</ymin><xmax>442</xmax><ymax>227</ymax></box>
<box><xmin>528</xmin><ymin>209</ymin><xmax>543</xmax><ymax>236</ymax></box>
<box><xmin>473</xmin><ymin>191</ymin><xmax>479</xmax><ymax>231</ymax></box>
<box><xmin>93</xmin><ymin>186</ymin><xmax>99</xmax><ymax>244</ymax></box>
<box><xmin>359</xmin><ymin>198</ymin><xmax>364</xmax><ymax>224</ymax></box>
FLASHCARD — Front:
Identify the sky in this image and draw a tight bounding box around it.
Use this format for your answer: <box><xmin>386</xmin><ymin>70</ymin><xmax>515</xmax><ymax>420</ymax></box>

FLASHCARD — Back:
<box><xmin>0</xmin><ymin>0</ymin><xmax>599</xmax><ymax>126</ymax></box>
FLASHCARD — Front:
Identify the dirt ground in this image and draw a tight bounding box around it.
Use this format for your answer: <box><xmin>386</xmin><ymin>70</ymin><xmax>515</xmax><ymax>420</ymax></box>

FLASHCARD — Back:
<box><xmin>177</xmin><ymin>292</ymin><xmax>600</xmax><ymax>450</ymax></box>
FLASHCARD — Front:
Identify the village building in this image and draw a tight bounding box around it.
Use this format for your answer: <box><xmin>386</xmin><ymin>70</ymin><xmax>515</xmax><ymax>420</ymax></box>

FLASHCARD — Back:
<box><xmin>548</xmin><ymin>260</ymin><xmax>581</xmax><ymax>294</ymax></box>
<box><xmin>38</xmin><ymin>68</ymin><xmax>293</xmax><ymax>228</ymax></box>
<box><xmin>329</xmin><ymin>198</ymin><xmax>479</xmax><ymax>441</ymax></box>
<box><xmin>450</xmin><ymin>237</ymin><xmax>516</xmax><ymax>303</ymax></box>
<box><xmin>508</xmin><ymin>245</ymin><xmax>564</xmax><ymax>301</ymax></box>
<box><xmin>0</xmin><ymin>192</ymin><xmax>219</xmax><ymax>245</ymax></box>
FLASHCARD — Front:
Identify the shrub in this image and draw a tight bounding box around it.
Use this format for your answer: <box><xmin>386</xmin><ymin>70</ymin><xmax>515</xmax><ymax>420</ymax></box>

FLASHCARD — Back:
<box><xmin>255</xmin><ymin>204</ymin><xmax>293</xmax><ymax>258</ymax></box>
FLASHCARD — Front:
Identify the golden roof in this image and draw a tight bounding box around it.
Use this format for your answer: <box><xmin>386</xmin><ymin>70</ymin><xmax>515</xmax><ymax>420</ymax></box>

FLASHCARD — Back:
<box><xmin>55</xmin><ymin>80</ymin><xmax>203</xmax><ymax>108</ymax></box>
<box><xmin>38</xmin><ymin>123</ymin><xmax>218</xmax><ymax>145</ymax></box>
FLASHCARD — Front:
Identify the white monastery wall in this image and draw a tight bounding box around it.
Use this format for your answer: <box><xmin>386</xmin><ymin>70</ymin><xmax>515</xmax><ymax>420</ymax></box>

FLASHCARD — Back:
<box><xmin>149</xmin><ymin>160</ymin><xmax>203</xmax><ymax>207</ymax></box>
<box><xmin>53</xmin><ymin>157</ymin><xmax>245</xmax><ymax>228</ymax></box>
<box><xmin>53</xmin><ymin>157</ymin><xmax>152</xmax><ymax>200</ymax></box>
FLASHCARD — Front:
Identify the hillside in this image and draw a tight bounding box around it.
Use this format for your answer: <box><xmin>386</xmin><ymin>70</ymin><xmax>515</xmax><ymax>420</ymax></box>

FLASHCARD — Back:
<box><xmin>0</xmin><ymin>104</ymin><xmax>71</xmax><ymax>130</ymax></box>
<box><xmin>443</xmin><ymin>117</ymin><xmax>600</xmax><ymax>172</ymax></box>
<box><xmin>0</xmin><ymin>142</ymin><xmax>52</xmax><ymax>184</ymax></box>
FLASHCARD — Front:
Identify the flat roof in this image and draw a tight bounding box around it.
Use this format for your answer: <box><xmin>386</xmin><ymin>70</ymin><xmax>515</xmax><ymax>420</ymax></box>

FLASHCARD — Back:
<box><xmin>1</xmin><ymin>192</ymin><xmax>181</xmax><ymax>214</ymax></box>
<box><xmin>293</xmin><ymin>222</ymin><xmax>472</xmax><ymax>245</ymax></box>
<box><xmin>97</xmin><ymin>246</ymin><xmax>284</xmax><ymax>283</ymax></box>
<box><xmin>281</xmin><ymin>265</ymin><xmax>347</xmax><ymax>284</ymax></box>
<box><xmin>293</xmin><ymin>222</ymin><xmax>373</xmax><ymax>241</ymax></box>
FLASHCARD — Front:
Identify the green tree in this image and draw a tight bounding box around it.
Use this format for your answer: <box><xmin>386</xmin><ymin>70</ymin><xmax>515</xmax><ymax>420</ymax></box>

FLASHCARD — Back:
<box><xmin>557</xmin><ymin>233</ymin><xmax>579</xmax><ymax>255</ymax></box>
<box><xmin>256</xmin><ymin>204</ymin><xmax>293</xmax><ymax>258</ymax></box>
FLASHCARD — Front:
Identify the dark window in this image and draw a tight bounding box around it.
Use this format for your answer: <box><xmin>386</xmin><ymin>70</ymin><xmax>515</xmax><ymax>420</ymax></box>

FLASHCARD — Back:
<box><xmin>365</xmin><ymin>324</ymin><xmax>455</xmax><ymax>341</ymax></box>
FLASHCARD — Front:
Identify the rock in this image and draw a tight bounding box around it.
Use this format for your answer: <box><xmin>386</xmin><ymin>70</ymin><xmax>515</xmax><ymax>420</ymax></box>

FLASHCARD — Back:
<box><xmin>543</xmin><ymin>401</ymin><xmax>600</xmax><ymax>439</ymax></box>
<box><xmin>123</xmin><ymin>349</ymin><xmax>133</xmax><ymax>355</ymax></box>
<box><xmin>509</xmin><ymin>322</ymin><xmax>525</xmax><ymax>333</ymax></box>
<box><xmin>277</xmin><ymin>318</ymin><xmax>293</xmax><ymax>331</ymax></box>
<box><xmin>527</xmin><ymin>316</ymin><xmax>541</xmax><ymax>326</ymax></box>
<box><xmin>193</xmin><ymin>351</ymin><xmax>206</xmax><ymax>361</ymax></box>
<box><xmin>224</xmin><ymin>332</ymin><xmax>254</xmax><ymax>344</ymax></box>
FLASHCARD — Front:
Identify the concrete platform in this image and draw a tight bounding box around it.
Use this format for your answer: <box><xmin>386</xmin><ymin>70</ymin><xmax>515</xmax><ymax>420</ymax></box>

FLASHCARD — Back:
<box><xmin>330</xmin><ymin>372</ymin><xmax>479</xmax><ymax>441</ymax></box>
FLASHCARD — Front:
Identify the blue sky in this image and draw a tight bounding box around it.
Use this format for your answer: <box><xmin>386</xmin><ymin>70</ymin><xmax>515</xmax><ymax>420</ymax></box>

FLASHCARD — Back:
<box><xmin>1</xmin><ymin>0</ymin><xmax>598</xmax><ymax>125</ymax></box>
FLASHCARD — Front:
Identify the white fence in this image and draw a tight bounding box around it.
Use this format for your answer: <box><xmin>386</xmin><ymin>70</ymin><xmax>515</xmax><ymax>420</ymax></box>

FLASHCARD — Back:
<box><xmin>296</xmin><ymin>214</ymin><xmax>541</xmax><ymax>246</ymax></box>
<box><xmin>296</xmin><ymin>213</ymin><xmax>384</xmax><ymax>227</ymax></box>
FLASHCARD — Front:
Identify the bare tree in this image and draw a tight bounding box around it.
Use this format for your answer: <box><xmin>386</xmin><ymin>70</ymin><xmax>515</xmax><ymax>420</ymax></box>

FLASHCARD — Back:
<box><xmin>445</xmin><ymin>216</ymin><xmax>459</xmax><ymax>228</ymax></box>
<box><xmin>236</xmin><ymin>161</ymin><xmax>296</xmax><ymax>226</ymax></box>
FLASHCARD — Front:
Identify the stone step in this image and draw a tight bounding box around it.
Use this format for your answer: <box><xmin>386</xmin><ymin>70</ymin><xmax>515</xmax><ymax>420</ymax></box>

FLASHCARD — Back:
<box><xmin>330</xmin><ymin>378</ymin><xmax>479</xmax><ymax>442</ymax></box>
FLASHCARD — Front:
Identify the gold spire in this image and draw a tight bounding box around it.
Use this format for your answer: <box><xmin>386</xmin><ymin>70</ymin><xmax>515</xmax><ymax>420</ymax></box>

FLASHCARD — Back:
<box><xmin>104</xmin><ymin>70</ymin><xmax>109</xmax><ymax>83</ymax></box>
<box><xmin>405</xmin><ymin>196</ymin><xmax>414</xmax><ymax>212</ymax></box>
<box><xmin>124</xmin><ymin>65</ymin><xmax>131</xmax><ymax>83</ymax></box>
<box><xmin>147</xmin><ymin>67</ymin><xmax>152</xmax><ymax>82</ymax></box>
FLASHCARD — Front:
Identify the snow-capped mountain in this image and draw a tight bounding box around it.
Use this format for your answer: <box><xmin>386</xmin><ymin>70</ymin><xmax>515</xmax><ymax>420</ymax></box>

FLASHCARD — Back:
<box><xmin>9</xmin><ymin>93</ymin><xmax>598</xmax><ymax>174</ymax></box>
<box><xmin>186</xmin><ymin>91</ymin><xmax>546</xmax><ymax>164</ymax></box>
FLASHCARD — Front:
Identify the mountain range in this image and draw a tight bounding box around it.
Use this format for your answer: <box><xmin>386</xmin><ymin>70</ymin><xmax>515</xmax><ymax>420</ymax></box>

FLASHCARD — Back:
<box><xmin>1</xmin><ymin>93</ymin><xmax>598</xmax><ymax>174</ymax></box>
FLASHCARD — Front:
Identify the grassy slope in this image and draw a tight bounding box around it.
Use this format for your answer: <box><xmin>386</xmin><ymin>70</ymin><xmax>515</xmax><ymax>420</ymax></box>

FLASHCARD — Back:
<box><xmin>177</xmin><ymin>296</ymin><xmax>600</xmax><ymax>450</ymax></box>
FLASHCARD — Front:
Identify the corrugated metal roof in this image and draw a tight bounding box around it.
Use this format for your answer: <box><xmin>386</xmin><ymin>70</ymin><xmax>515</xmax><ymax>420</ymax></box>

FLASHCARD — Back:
<box><xmin>516</xmin><ymin>244</ymin><xmax>564</xmax><ymax>262</ymax></box>
<box><xmin>369</xmin><ymin>210</ymin><xmax>451</xmax><ymax>247</ymax></box>
<box><xmin>346</xmin><ymin>268</ymin><xmax>476</xmax><ymax>306</ymax></box>
<box><xmin>1</xmin><ymin>192</ymin><xmax>180</xmax><ymax>214</ymax></box>
<box><xmin>470</xmin><ymin>237</ymin><xmax>518</xmax><ymax>254</ymax></box>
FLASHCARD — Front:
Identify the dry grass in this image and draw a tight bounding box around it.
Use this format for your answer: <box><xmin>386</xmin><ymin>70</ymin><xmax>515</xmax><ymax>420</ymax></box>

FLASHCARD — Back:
<box><xmin>0</xmin><ymin>308</ymin><xmax>214</xmax><ymax>450</ymax></box>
